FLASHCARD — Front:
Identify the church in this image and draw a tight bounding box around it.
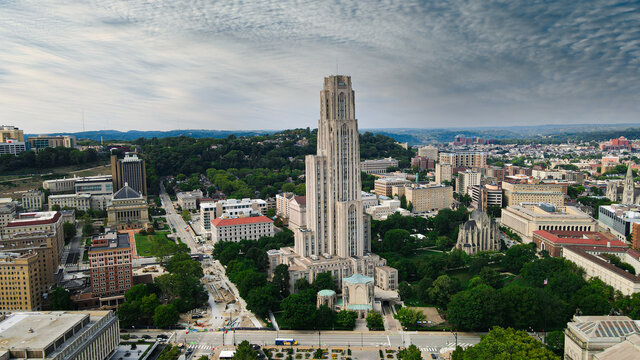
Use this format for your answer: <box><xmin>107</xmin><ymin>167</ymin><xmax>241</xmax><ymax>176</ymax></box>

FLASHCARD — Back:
<box><xmin>455</xmin><ymin>209</ymin><xmax>500</xmax><ymax>255</ymax></box>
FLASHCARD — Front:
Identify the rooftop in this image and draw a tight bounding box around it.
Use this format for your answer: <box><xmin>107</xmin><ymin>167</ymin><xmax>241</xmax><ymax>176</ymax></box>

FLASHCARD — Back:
<box><xmin>211</xmin><ymin>215</ymin><xmax>273</xmax><ymax>227</ymax></box>
<box><xmin>569</xmin><ymin>315</ymin><xmax>640</xmax><ymax>340</ymax></box>
<box><xmin>112</xmin><ymin>184</ymin><xmax>142</xmax><ymax>200</ymax></box>
<box><xmin>6</xmin><ymin>211</ymin><xmax>61</xmax><ymax>227</ymax></box>
<box><xmin>533</xmin><ymin>230</ymin><xmax>626</xmax><ymax>247</ymax></box>
<box><xmin>564</xmin><ymin>247</ymin><xmax>640</xmax><ymax>283</ymax></box>
<box><xmin>0</xmin><ymin>311</ymin><xmax>111</xmax><ymax>352</ymax></box>
<box><xmin>343</xmin><ymin>273</ymin><xmax>374</xmax><ymax>285</ymax></box>
<box><xmin>89</xmin><ymin>231</ymin><xmax>130</xmax><ymax>252</ymax></box>
<box><xmin>317</xmin><ymin>289</ymin><xmax>336</xmax><ymax>297</ymax></box>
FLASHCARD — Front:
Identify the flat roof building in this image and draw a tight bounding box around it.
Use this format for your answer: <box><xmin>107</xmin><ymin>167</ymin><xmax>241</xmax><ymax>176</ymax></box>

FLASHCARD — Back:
<box><xmin>598</xmin><ymin>204</ymin><xmax>640</xmax><ymax>242</ymax></box>
<box><xmin>360</xmin><ymin>158</ymin><xmax>399</xmax><ymax>174</ymax></box>
<box><xmin>0</xmin><ymin>252</ymin><xmax>42</xmax><ymax>311</ymax></box>
<box><xmin>532</xmin><ymin>230</ymin><xmax>626</xmax><ymax>257</ymax></box>
<box><xmin>0</xmin><ymin>310</ymin><xmax>119</xmax><ymax>360</ymax></box>
<box><xmin>565</xmin><ymin>315</ymin><xmax>640</xmax><ymax>360</ymax></box>
<box><xmin>501</xmin><ymin>204</ymin><xmax>596</xmax><ymax>243</ymax></box>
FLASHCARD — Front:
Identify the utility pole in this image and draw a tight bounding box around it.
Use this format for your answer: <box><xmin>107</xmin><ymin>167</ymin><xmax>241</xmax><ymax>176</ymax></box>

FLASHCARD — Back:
<box><xmin>318</xmin><ymin>330</ymin><xmax>321</xmax><ymax>347</ymax></box>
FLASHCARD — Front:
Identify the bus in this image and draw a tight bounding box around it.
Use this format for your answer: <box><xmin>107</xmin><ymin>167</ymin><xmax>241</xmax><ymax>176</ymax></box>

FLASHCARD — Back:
<box><xmin>275</xmin><ymin>338</ymin><xmax>297</xmax><ymax>346</ymax></box>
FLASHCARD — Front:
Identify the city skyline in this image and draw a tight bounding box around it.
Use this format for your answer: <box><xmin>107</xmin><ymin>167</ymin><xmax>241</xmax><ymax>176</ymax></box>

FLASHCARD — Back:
<box><xmin>2</xmin><ymin>1</ymin><xmax>639</xmax><ymax>133</ymax></box>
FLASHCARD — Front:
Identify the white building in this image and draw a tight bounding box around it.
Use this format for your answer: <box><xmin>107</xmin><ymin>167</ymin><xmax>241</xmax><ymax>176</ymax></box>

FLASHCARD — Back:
<box><xmin>200</xmin><ymin>198</ymin><xmax>267</xmax><ymax>238</ymax></box>
<box><xmin>365</xmin><ymin>199</ymin><xmax>409</xmax><ymax>220</ymax></box>
<box><xmin>0</xmin><ymin>140</ymin><xmax>26</xmax><ymax>155</ymax></box>
<box><xmin>211</xmin><ymin>216</ymin><xmax>274</xmax><ymax>243</ymax></box>
<box><xmin>456</xmin><ymin>170</ymin><xmax>481</xmax><ymax>195</ymax></box>
<box><xmin>177</xmin><ymin>190</ymin><xmax>203</xmax><ymax>211</ymax></box>
<box><xmin>361</xmin><ymin>191</ymin><xmax>379</xmax><ymax>211</ymax></box>
<box><xmin>276</xmin><ymin>192</ymin><xmax>295</xmax><ymax>218</ymax></box>
<box><xmin>564</xmin><ymin>315</ymin><xmax>640</xmax><ymax>360</ymax></box>
<box><xmin>49</xmin><ymin>193</ymin><xmax>92</xmax><ymax>211</ymax></box>
<box><xmin>43</xmin><ymin>175</ymin><xmax>113</xmax><ymax>195</ymax></box>
<box><xmin>21</xmin><ymin>190</ymin><xmax>44</xmax><ymax>211</ymax></box>
<box><xmin>288</xmin><ymin>196</ymin><xmax>306</xmax><ymax>231</ymax></box>
<box><xmin>418</xmin><ymin>145</ymin><xmax>438</xmax><ymax>160</ymax></box>
<box><xmin>360</xmin><ymin>157</ymin><xmax>399</xmax><ymax>174</ymax></box>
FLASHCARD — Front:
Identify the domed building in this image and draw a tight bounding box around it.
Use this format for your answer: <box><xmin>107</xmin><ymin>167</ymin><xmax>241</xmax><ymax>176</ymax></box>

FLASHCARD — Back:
<box><xmin>455</xmin><ymin>209</ymin><xmax>500</xmax><ymax>255</ymax></box>
<box><xmin>316</xmin><ymin>289</ymin><xmax>337</xmax><ymax>310</ymax></box>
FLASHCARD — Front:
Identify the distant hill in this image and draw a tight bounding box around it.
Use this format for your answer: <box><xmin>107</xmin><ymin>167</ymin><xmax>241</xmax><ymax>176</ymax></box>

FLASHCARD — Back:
<box><xmin>26</xmin><ymin>123</ymin><xmax>640</xmax><ymax>145</ymax></box>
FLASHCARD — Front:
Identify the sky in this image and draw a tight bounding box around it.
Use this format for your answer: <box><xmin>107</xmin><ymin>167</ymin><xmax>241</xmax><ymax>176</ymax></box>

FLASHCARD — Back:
<box><xmin>1</xmin><ymin>0</ymin><xmax>639</xmax><ymax>133</ymax></box>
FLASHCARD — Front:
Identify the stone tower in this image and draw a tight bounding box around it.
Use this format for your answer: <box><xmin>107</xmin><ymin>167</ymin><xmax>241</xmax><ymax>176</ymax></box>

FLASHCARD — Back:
<box><xmin>295</xmin><ymin>75</ymin><xmax>369</xmax><ymax>258</ymax></box>
<box><xmin>622</xmin><ymin>163</ymin><xmax>635</xmax><ymax>205</ymax></box>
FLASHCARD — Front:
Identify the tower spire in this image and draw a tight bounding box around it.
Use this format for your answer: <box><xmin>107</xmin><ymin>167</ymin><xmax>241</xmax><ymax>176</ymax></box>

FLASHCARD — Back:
<box><xmin>622</xmin><ymin>162</ymin><xmax>635</xmax><ymax>204</ymax></box>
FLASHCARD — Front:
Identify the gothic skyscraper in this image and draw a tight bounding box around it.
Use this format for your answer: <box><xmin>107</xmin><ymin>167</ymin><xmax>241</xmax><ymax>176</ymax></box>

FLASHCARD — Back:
<box><xmin>268</xmin><ymin>76</ymin><xmax>395</xmax><ymax>291</ymax></box>
<box><xmin>297</xmin><ymin>76</ymin><xmax>369</xmax><ymax>258</ymax></box>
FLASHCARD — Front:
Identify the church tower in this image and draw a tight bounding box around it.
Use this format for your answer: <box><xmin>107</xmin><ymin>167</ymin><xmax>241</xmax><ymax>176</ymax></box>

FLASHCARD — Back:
<box><xmin>622</xmin><ymin>163</ymin><xmax>635</xmax><ymax>204</ymax></box>
<box><xmin>296</xmin><ymin>76</ymin><xmax>369</xmax><ymax>258</ymax></box>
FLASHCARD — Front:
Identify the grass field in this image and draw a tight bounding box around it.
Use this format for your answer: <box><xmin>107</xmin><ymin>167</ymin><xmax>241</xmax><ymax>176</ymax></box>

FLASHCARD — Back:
<box><xmin>134</xmin><ymin>231</ymin><xmax>180</xmax><ymax>257</ymax></box>
<box><xmin>0</xmin><ymin>162</ymin><xmax>110</xmax><ymax>200</ymax></box>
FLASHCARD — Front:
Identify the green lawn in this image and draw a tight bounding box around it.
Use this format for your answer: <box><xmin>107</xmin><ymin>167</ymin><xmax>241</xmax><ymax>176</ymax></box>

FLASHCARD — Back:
<box><xmin>134</xmin><ymin>231</ymin><xmax>180</xmax><ymax>257</ymax></box>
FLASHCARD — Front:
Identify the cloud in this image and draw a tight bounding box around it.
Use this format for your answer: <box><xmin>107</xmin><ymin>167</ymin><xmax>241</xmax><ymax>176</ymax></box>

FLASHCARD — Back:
<box><xmin>0</xmin><ymin>0</ymin><xmax>639</xmax><ymax>133</ymax></box>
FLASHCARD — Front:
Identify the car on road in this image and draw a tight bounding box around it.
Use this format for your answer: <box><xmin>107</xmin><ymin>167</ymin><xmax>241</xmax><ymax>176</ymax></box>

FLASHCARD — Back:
<box><xmin>129</xmin><ymin>335</ymin><xmax>138</xmax><ymax>339</ymax></box>
<box><xmin>142</xmin><ymin>335</ymin><xmax>151</xmax><ymax>339</ymax></box>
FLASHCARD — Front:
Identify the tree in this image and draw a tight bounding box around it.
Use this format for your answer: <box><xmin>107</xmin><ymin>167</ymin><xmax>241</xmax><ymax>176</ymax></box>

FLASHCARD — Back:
<box><xmin>157</xmin><ymin>345</ymin><xmax>182</xmax><ymax>360</ymax></box>
<box><xmin>398</xmin><ymin>345</ymin><xmax>422</xmax><ymax>360</ymax></box>
<box><xmin>400</xmin><ymin>195</ymin><xmax>407</xmax><ymax>209</ymax></box>
<box><xmin>366</xmin><ymin>311</ymin><xmax>384</xmax><ymax>330</ymax></box>
<box><xmin>316</xmin><ymin>305</ymin><xmax>335</xmax><ymax>329</ymax></box>
<box><xmin>280</xmin><ymin>290</ymin><xmax>317</xmax><ymax>329</ymax></box>
<box><xmin>501</xmin><ymin>244</ymin><xmax>536</xmax><ymax>273</ymax></box>
<box><xmin>63</xmin><ymin>222</ymin><xmax>76</xmax><ymax>243</ymax></box>
<box><xmin>273</xmin><ymin>264</ymin><xmax>290</xmax><ymax>298</ymax></box>
<box><xmin>336</xmin><ymin>310</ymin><xmax>358</xmax><ymax>329</ymax></box>
<box><xmin>447</xmin><ymin>285</ymin><xmax>501</xmax><ymax>331</ymax></box>
<box><xmin>245</xmin><ymin>284</ymin><xmax>280</xmax><ymax>316</ymax></box>
<box><xmin>479</xmin><ymin>267</ymin><xmax>503</xmax><ymax>289</ymax></box>
<box><xmin>545</xmin><ymin>330</ymin><xmax>564</xmax><ymax>356</ymax></box>
<box><xmin>394</xmin><ymin>307</ymin><xmax>426</xmax><ymax>328</ymax></box>
<box><xmin>181</xmin><ymin>209</ymin><xmax>191</xmax><ymax>222</ymax></box>
<box><xmin>428</xmin><ymin>275</ymin><xmax>460</xmax><ymax>308</ymax></box>
<box><xmin>313</xmin><ymin>272</ymin><xmax>336</xmax><ymax>292</ymax></box>
<box><xmin>233</xmin><ymin>340</ymin><xmax>258</xmax><ymax>360</ymax></box>
<box><xmin>49</xmin><ymin>287</ymin><xmax>76</xmax><ymax>310</ymax></box>
<box><xmin>486</xmin><ymin>205</ymin><xmax>502</xmax><ymax>218</ymax></box>
<box><xmin>153</xmin><ymin>304</ymin><xmax>179</xmax><ymax>328</ymax></box>
<box><xmin>459</xmin><ymin>327</ymin><xmax>559</xmax><ymax>360</ymax></box>
<box><xmin>82</xmin><ymin>222</ymin><xmax>93</xmax><ymax>236</ymax></box>
<box><xmin>398</xmin><ymin>281</ymin><xmax>414</xmax><ymax>301</ymax></box>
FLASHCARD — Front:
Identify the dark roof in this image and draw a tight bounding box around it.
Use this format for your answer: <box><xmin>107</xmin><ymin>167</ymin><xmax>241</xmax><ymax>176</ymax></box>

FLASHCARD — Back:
<box><xmin>89</xmin><ymin>232</ymin><xmax>130</xmax><ymax>252</ymax></box>
<box><xmin>294</xmin><ymin>196</ymin><xmax>306</xmax><ymax>206</ymax></box>
<box><xmin>112</xmin><ymin>185</ymin><xmax>142</xmax><ymax>200</ymax></box>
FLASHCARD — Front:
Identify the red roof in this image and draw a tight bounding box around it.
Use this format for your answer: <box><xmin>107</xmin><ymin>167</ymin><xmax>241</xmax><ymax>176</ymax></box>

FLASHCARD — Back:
<box><xmin>294</xmin><ymin>196</ymin><xmax>306</xmax><ymax>206</ymax></box>
<box><xmin>533</xmin><ymin>230</ymin><xmax>627</xmax><ymax>247</ymax></box>
<box><xmin>211</xmin><ymin>216</ymin><xmax>273</xmax><ymax>227</ymax></box>
<box><xmin>6</xmin><ymin>212</ymin><xmax>61</xmax><ymax>227</ymax></box>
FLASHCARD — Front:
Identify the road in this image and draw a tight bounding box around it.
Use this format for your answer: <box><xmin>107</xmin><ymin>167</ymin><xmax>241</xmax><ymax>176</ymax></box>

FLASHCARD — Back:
<box><xmin>159</xmin><ymin>182</ymin><xmax>199</xmax><ymax>253</ymax></box>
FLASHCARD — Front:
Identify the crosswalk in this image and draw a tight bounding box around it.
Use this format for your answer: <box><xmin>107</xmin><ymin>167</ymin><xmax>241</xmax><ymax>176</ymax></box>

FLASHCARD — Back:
<box><xmin>445</xmin><ymin>342</ymin><xmax>474</xmax><ymax>349</ymax></box>
<box><xmin>420</xmin><ymin>347</ymin><xmax>439</xmax><ymax>352</ymax></box>
<box><xmin>189</xmin><ymin>344</ymin><xmax>215</xmax><ymax>351</ymax></box>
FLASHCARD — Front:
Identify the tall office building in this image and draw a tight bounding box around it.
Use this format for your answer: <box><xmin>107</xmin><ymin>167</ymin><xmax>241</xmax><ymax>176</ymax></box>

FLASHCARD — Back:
<box><xmin>111</xmin><ymin>153</ymin><xmax>147</xmax><ymax>196</ymax></box>
<box><xmin>0</xmin><ymin>125</ymin><xmax>24</xmax><ymax>142</ymax></box>
<box><xmin>268</xmin><ymin>76</ymin><xmax>396</xmax><ymax>291</ymax></box>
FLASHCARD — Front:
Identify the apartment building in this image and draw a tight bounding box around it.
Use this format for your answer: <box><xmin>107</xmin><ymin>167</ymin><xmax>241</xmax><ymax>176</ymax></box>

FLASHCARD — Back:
<box><xmin>470</xmin><ymin>184</ymin><xmax>503</xmax><ymax>211</ymax></box>
<box><xmin>360</xmin><ymin>157</ymin><xmax>399</xmax><ymax>174</ymax></box>
<box><xmin>0</xmin><ymin>202</ymin><xmax>16</xmax><ymax>228</ymax></box>
<box><xmin>1</xmin><ymin>211</ymin><xmax>64</xmax><ymax>286</ymax></box>
<box><xmin>435</xmin><ymin>163</ymin><xmax>453</xmax><ymax>184</ymax></box>
<box><xmin>88</xmin><ymin>232</ymin><xmax>132</xmax><ymax>305</ymax></box>
<box><xmin>0</xmin><ymin>252</ymin><xmax>42</xmax><ymax>311</ymax></box>
<box><xmin>0</xmin><ymin>310</ymin><xmax>119</xmax><ymax>360</ymax></box>
<box><xmin>21</xmin><ymin>189</ymin><xmax>44</xmax><ymax>211</ymax></box>
<box><xmin>393</xmin><ymin>184</ymin><xmax>453</xmax><ymax>213</ymax></box>
<box><xmin>456</xmin><ymin>171</ymin><xmax>481</xmax><ymax>195</ymax></box>
<box><xmin>502</xmin><ymin>181</ymin><xmax>566</xmax><ymax>207</ymax></box>
<box><xmin>501</xmin><ymin>204</ymin><xmax>596</xmax><ymax>243</ymax></box>
<box><xmin>374</xmin><ymin>177</ymin><xmax>410</xmax><ymax>197</ymax></box>
<box><xmin>211</xmin><ymin>216</ymin><xmax>274</xmax><ymax>243</ymax></box>
<box><xmin>439</xmin><ymin>151</ymin><xmax>487</xmax><ymax>168</ymax></box>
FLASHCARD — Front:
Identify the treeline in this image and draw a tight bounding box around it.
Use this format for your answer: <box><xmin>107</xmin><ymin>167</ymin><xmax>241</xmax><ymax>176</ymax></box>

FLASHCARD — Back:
<box><xmin>138</xmin><ymin>129</ymin><xmax>412</xmax><ymax>194</ymax></box>
<box><xmin>118</xmin><ymin>253</ymin><xmax>208</xmax><ymax>328</ymax></box>
<box><xmin>0</xmin><ymin>147</ymin><xmax>102</xmax><ymax>173</ymax></box>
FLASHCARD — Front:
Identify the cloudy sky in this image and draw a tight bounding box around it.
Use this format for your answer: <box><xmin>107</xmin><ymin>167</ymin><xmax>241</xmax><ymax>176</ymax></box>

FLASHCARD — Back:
<box><xmin>1</xmin><ymin>0</ymin><xmax>639</xmax><ymax>133</ymax></box>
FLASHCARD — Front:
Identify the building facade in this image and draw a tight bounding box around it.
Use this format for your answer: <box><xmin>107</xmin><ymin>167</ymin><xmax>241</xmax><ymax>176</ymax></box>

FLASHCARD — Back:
<box><xmin>210</xmin><ymin>216</ymin><xmax>274</xmax><ymax>243</ymax></box>
<box><xmin>342</xmin><ymin>273</ymin><xmax>374</xmax><ymax>318</ymax></box>
<box><xmin>439</xmin><ymin>152</ymin><xmax>487</xmax><ymax>168</ymax></box>
<box><xmin>456</xmin><ymin>171</ymin><xmax>481</xmax><ymax>195</ymax></box>
<box><xmin>21</xmin><ymin>189</ymin><xmax>44</xmax><ymax>211</ymax></box>
<box><xmin>532</xmin><ymin>230</ymin><xmax>626</xmax><ymax>258</ymax></box>
<box><xmin>177</xmin><ymin>190</ymin><xmax>203</xmax><ymax>211</ymax></box>
<box><xmin>106</xmin><ymin>185</ymin><xmax>150</xmax><ymax>230</ymax></box>
<box><xmin>360</xmin><ymin>157</ymin><xmax>399</xmax><ymax>174</ymax></box>
<box><xmin>88</xmin><ymin>232</ymin><xmax>132</xmax><ymax>305</ymax></box>
<box><xmin>0</xmin><ymin>252</ymin><xmax>42</xmax><ymax>311</ymax></box>
<box><xmin>111</xmin><ymin>153</ymin><xmax>147</xmax><ymax>196</ymax></box>
<box><xmin>267</xmin><ymin>76</ymin><xmax>394</xmax><ymax>291</ymax></box>
<box><xmin>0</xmin><ymin>140</ymin><xmax>27</xmax><ymax>155</ymax></box>
<box><xmin>1</xmin><ymin>211</ymin><xmax>64</xmax><ymax>287</ymax></box>
<box><xmin>374</xmin><ymin>177</ymin><xmax>410</xmax><ymax>197</ymax></box>
<box><xmin>598</xmin><ymin>204</ymin><xmax>640</xmax><ymax>242</ymax></box>
<box><xmin>501</xmin><ymin>204</ymin><xmax>596</xmax><ymax>243</ymax></box>
<box><xmin>470</xmin><ymin>184</ymin><xmax>503</xmax><ymax>211</ymax></box>
<box><xmin>27</xmin><ymin>135</ymin><xmax>76</xmax><ymax>150</ymax></box>
<box><xmin>502</xmin><ymin>181</ymin><xmax>566</xmax><ymax>207</ymax></box>
<box><xmin>0</xmin><ymin>125</ymin><xmax>24</xmax><ymax>142</ymax></box>
<box><xmin>393</xmin><ymin>184</ymin><xmax>453</xmax><ymax>213</ymax></box>
<box><xmin>435</xmin><ymin>163</ymin><xmax>452</xmax><ymax>184</ymax></box>
<box><xmin>417</xmin><ymin>145</ymin><xmax>438</xmax><ymax>160</ymax></box>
